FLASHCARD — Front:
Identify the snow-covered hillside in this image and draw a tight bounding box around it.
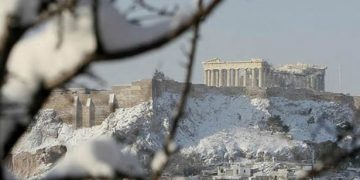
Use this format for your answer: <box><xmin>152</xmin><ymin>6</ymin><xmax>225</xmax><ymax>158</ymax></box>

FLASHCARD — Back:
<box><xmin>12</xmin><ymin>90</ymin><xmax>355</xmax><ymax>177</ymax></box>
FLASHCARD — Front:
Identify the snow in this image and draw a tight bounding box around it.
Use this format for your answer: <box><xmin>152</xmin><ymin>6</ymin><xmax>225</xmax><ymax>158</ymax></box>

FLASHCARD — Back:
<box><xmin>12</xmin><ymin>90</ymin><xmax>355</xmax><ymax>177</ymax></box>
<box><xmin>14</xmin><ymin>110</ymin><xmax>112</xmax><ymax>154</ymax></box>
<box><xmin>151</xmin><ymin>150</ymin><xmax>167</xmax><ymax>172</ymax></box>
<box><xmin>1</xmin><ymin>0</ymin><xmax>198</xmax><ymax>104</ymax></box>
<box><xmin>98</xmin><ymin>0</ymin><xmax>196</xmax><ymax>53</ymax></box>
<box><xmin>268</xmin><ymin>97</ymin><xmax>353</xmax><ymax>142</ymax></box>
<box><xmin>3</xmin><ymin>3</ymin><xmax>96</xmax><ymax>104</ymax></box>
<box><xmin>0</xmin><ymin>1</ymin><xmax>199</xmax><ymax>165</ymax></box>
<box><xmin>45</xmin><ymin>137</ymin><xmax>145</xmax><ymax>178</ymax></box>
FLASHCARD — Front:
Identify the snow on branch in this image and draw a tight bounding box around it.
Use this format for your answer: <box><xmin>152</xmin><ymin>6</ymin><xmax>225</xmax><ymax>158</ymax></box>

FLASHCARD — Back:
<box><xmin>2</xmin><ymin>3</ymin><xmax>96</xmax><ymax>103</ymax></box>
<box><xmin>1</xmin><ymin>0</ymin><xmax>222</xmax><ymax>104</ymax></box>
<box><xmin>94</xmin><ymin>0</ymin><xmax>223</xmax><ymax>60</ymax></box>
<box><xmin>45</xmin><ymin>137</ymin><xmax>145</xmax><ymax>179</ymax></box>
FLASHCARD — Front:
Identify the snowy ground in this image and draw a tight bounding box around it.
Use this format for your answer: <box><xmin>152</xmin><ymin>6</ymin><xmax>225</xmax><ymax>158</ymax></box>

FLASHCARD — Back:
<box><xmin>13</xmin><ymin>91</ymin><xmax>355</xmax><ymax>177</ymax></box>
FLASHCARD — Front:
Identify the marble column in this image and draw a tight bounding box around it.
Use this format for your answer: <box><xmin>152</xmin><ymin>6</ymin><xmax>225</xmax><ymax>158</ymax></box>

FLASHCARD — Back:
<box><xmin>306</xmin><ymin>77</ymin><xmax>311</xmax><ymax>89</ymax></box>
<box><xmin>243</xmin><ymin>69</ymin><xmax>247</xmax><ymax>87</ymax></box>
<box><xmin>310</xmin><ymin>75</ymin><xmax>316</xmax><ymax>90</ymax></box>
<box><xmin>241</xmin><ymin>70</ymin><xmax>245</xmax><ymax>87</ymax></box>
<box><xmin>209</xmin><ymin>69</ymin><xmax>213</xmax><ymax>86</ymax></box>
<box><xmin>258</xmin><ymin>68</ymin><xmax>263</xmax><ymax>88</ymax></box>
<box><xmin>206</xmin><ymin>70</ymin><xmax>210</xmax><ymax>86</ymax></box>
<box><xmin>316</xmin><ymin>75</ymin><xmax>321</xmax><ymax>91</ymax></box>
<box><xmin>217</xmin><ymin>70</ymin><xmax>221</xmax><ymax>87</ymax></box>
<box><xmin>219</xmin><ymin>69</ymin><xmax>223</xmax><ymax>87</ymax></box>
<box><xmin>320</xmin><ymin>74</ymin><xmax>325</xmax><ymax>91</ymax></box>
<box><xmin>226</xmin><ymin>69</ymin><xmax>231</xmax><ymax>87</ymax></box>
<box><xmin>251</xmin><ymin>68</ymin><xmax>256</xmax><ymax>87</ymax></box>
<box><xmin>214</xmin><ymin>69</ymin><xmax>219</xmax><ymax>87</ymax></box>
<box><xmin>231</xmin><ymin>69</ymin><xmax>236</xmax><ymax>86</ymax></box>
<box><xmin>262</xmin><ymin>68</ymin><xmax>266</xmax><ymax>87</ymax></box>
<box><xmin>234</xmin><ymin>69</ymin><xmax>239</xmax><ymax>86</ymax></box>
<box><xmin>203</xmin><ymin>70</ymin><xmax>207</xmax><ymax>85</ymax></box>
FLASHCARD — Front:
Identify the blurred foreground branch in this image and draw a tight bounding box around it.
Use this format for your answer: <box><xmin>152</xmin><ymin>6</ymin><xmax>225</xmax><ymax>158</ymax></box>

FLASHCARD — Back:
<box><xmin>150</xmin><ymin>1</ymin><xmax>203</xmax><ymax>179</ymax></box>
<box><xmin>0</xmin><ymin>0</ymin><xmax>222</xmax><ymax>179</ymax></box>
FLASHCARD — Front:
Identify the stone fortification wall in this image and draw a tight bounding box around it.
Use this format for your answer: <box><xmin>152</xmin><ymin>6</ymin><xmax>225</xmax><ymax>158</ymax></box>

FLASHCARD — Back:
<box><xmin>43</xmin><ymin>74</ymin><xmax>358</xmax><ymax>128</ymax></box>
<box><xmin>152</xmin><ymin>75</ymin><xmax>267</xmax><ymax>99</ymax></box>
<box><xmin>154</xmin><ymin>78</ymin><xmax>353</xmax><ymax>105</ymax></box>
<box><xmin>43</xmin><ymin>79</ymin><xmax>152</xmax><ymax>128</ymax></box>
<box><xmin>112</xmin><ymin>79</ymin><xmax>152</xmax><ymax>108</ymax></box>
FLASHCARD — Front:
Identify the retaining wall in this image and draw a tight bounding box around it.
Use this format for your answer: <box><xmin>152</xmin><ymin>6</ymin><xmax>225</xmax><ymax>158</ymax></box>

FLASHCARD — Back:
<box><xmin>43</xmin><ymin>76</ymin><xmax>359</xmax><ymax>128</ymax></box>
<box><xmin>43</xmin><ymin>79</ymin><xmax>152</xmax><ymax>128</ymax></box>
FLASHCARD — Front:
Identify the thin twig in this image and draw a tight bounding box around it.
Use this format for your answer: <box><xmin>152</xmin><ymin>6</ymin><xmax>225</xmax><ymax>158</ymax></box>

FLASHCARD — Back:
<box><xmin>150</xmin><ymin>1</ymin><xmax>203</xmax><ymax>179</ymax></box>
<box><xmin>135</xmin><ymin>0</ymin><xmax>178</xmax><ymax>17</ymax></box>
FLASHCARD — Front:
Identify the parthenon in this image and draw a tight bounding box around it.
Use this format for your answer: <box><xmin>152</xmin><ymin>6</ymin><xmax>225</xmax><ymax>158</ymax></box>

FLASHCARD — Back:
<box><xmin>202</xmin><ymin>58</ymin><xmax>327</xmax><ymax>91</ymax></box>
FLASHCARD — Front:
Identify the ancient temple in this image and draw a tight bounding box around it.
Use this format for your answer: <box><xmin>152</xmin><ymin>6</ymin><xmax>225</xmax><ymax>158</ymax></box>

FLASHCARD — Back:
<box><xmin>202</xmin><ymin>58</ymin><xmax>326</xmax><ymax>91</ymax></box>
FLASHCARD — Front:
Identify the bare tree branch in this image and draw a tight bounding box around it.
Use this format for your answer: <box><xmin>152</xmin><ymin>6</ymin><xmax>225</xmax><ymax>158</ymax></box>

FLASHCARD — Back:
<box><xmin>95</xmin><ymin>0</ymin><xmax>222</xmax><ymax>61</ymax></box>
<box><xmin>46</xmin><ymin>0</ymin><xmax>222</xmax><ymax>89</ymax></box>
<box><xmin>150</xmin><ymin>1</ymin><xmax>203</xmax><ymax>179</ymax></box>
<box><xmin>304</xmin><ymin>129</ymin><xmax>360</xmax><ymax>178</ymax></box>
<box><xmin>93</xmin><ymin>0</ymin><xmax>105</xmax><ymax>54</ymax></box>
<box><xmin>0</xmin><ymin>15</ymin><xmax>28</xmax><ymax>86</ymax></box>
<box><xmin>0</xmin><ymin>0</ymin><xmax>222</xmax><ymax>178</ymax></box>
<box><xmin>134</xmin><ymin>0</ymin><xmax>178</xmax><ymax>17</ymax></box>
<box><xmin>305</xmin><ymin>146</ymin><xmax>360</xmax><ymax>177</ymax></box>
<box><xmin>0</xmin><ymin>0</ymin><xmax>78</xmax><ymax>91</ymax></box>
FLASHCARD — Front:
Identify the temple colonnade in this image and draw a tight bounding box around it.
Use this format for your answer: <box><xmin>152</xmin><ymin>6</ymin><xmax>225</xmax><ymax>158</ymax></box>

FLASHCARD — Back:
<box><xmin>203</xmin><ymin>68</ymin><xmax>267</xmax><ymax>88</ymax></box>
<box><xmin>203</xmin><ymin>59</ymin><xmax>269</xmax><ymax>88</ymax></box>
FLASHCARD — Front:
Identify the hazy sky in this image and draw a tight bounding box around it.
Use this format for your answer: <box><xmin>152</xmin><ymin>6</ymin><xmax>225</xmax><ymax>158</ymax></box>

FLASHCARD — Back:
<box><xmin>90</xmin><ymin>0</ymin><xmax>360</xmax><ymax>95</ymax></box>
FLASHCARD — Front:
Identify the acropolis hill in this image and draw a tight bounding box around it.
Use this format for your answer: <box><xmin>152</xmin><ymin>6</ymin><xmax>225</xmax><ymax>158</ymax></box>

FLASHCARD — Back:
<box><xmin>42</xmin><ymin>59</ymin><xmax>359</xmax><ymax>129</ymax></box>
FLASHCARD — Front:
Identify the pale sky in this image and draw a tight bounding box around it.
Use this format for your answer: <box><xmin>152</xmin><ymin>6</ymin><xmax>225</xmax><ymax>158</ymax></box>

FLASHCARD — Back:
<box><xmin>89</xmin><ymin>0</ymin><xmax>360</xmax><ymax>95</ymax></box>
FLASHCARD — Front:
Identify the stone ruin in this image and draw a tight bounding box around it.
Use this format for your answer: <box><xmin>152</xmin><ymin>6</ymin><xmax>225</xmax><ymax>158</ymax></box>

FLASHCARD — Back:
<box><xmin>43</xmin><ymin>79</ymin><xmax>152</xmax><ymax>129</ymax></box>
<box><xmin>202</xmin><ymin>58</ymin><xmax>326</xmax><ymax>91</ymax></box>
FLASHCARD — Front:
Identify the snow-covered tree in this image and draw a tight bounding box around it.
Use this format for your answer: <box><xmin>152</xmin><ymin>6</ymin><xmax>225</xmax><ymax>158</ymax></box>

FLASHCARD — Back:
<box><xmin>0</xmin><ymin>0</ymin><xmax>222</xmax><ymax>179</ymax></box>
